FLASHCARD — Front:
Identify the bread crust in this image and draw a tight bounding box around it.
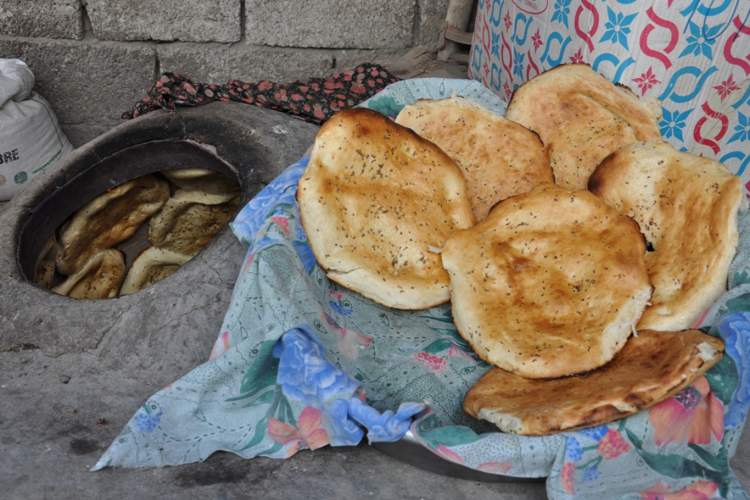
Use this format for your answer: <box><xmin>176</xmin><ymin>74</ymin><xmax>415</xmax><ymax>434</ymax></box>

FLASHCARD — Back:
<box><xmin>162</xmin><ymin>169</ymin><xmax>240</xmax><ymax>196</ymax></box>
<box><xmin>120</xmin><ymin>247</ymin><xmax>191</xmax><ymax>295</ymax></box>
<box><xmin>506</xmin><ymin>64</ymin><xmax>662</xmax><ymax>190</ymax></box>
<box><xmin>464</xmin><ymin>330</ymin><xmax>724</xmax><ymax>435</ymax></box>
<box><xmin>56</xmin><ymin>175</ymin><xmax>170</xmax><ymax>275</ymax></box>
<box><xmin>148</xmin><ymin>190</ymin><xmax>240</xmax><ymax>257</ymax></box>
<box><xmin>395</xmin><ymin>97</ymin><xmax>552</xmax><ymax>220</ymax></box>
<box><xmin>52</xmin><ymin>249</ymin><xmax>126</xmax><ymax>299</ymax></box>
<box><xmin>297</xmin><ymin>108</ymin><xmax>475</xmax><ymax>309</ymax></box>
<box><xmin>590</xmin><ymin>141</ymin><xmax>744</xmax><ymax>330</ymax></box>
<box><xmin>442</xmin><ymin>183</ymin><xmax>652</xmax><ymax>378</ymax></box>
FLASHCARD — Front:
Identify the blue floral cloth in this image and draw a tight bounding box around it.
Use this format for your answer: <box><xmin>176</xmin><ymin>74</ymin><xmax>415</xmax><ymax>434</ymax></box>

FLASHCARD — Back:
<box><xmin>273</xmin><ymin>327</ymin><xmax>424</xmax><ymax>445</ymax></box>
<box><xmin>718</xmin><ymin>314</ymin><xmax>750</xmax><ymax>430</ymax></box>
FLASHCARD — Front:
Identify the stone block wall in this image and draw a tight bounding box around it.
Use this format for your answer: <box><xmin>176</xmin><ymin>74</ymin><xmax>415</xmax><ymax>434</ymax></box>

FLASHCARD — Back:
<box><xmin>0</xmin><ymin>0</ymin><xmax>448</xmax><ymax>146</ymax></box>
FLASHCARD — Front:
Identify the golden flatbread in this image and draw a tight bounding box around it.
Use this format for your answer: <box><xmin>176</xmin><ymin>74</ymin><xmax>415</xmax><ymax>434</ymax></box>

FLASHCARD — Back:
<box><xmin>120</xmin><ymin>247</ymin><xmax>191</xmax><ymax>295</ymax></box>
<box><xmin>148</xmin><ymin>190</ymin><xmax>241</xmax><ymax>257</ymax></box>
<box><xmin>162</xmin><ymin>169</ymin><xmax>240</xmax><ymax>196</ymax></box>
<box><xmin>506</xmin><ymin>64</ymin><xmax>662</xmax><ymax>190</ymax></box>
<box><xmin>464</xmin><ymin>330</ymin><xmax>724</xmax><ymax>435</ymax></box>
<box><xmin>56</xmin><ymin>175</ymin><xmax>170</xmax><ymax>275</ymax></box>
<box><xmin>589</xmin><ymin>141</ymin><xmax>744</xmax><ymax>330</ymax></box>
<box><xmin>162</xmin><ymin>168</ymin><xmax>214</xmax><ymax>181</ymax></box>
<box><xmin>441</xmin><ymin>184</ymin><xmax>651</xmax><ymax>378</ymax></box>
<box><xmin>395</xmin><ymin>97</ymin><xmax>552</xmax><ymax>220</ymax></box>
<box><xmin>52</xmin><ymin>249</ymin><xmax>126</xmax><ymax>299</ymax></box>
<box><xmin>297</xmin><ymin>108</ymin><xmax>475</xmax><ymax>309</ymax></box>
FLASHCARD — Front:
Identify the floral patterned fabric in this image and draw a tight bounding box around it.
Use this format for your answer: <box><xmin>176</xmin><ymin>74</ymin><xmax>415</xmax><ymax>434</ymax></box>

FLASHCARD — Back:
<box><xmin>122</xmin><ymin>64</ymin><xmax>399</xmax><ymax>123</ymax></box>
<box><xmin>272</xmin><ymin>327</ymin><xmax>425</xmax><ymax>449</ymax></box>
<box><xmin>98</xmin><ymin>79</ymin><xmax>750</xmax><ymax>499</ymax></box>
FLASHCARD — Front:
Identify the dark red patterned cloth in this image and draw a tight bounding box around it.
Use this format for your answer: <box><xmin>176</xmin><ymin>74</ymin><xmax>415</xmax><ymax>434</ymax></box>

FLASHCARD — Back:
<box><xmin>123</xmin><ymin>63</ymin><xmax>400</xmax><ymax>123</ymax></box>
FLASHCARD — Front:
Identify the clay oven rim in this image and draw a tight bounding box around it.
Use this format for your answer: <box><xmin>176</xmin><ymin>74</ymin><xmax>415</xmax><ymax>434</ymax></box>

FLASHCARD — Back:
<box><xmin>15</xmin><ymin>139</ymin><xmax>243</xmax><ymax>288</ymax></box>
<box><xmin>1</xmin><ymin>102</ymin><xmax>320</xmax><ymax>301</ymax></box>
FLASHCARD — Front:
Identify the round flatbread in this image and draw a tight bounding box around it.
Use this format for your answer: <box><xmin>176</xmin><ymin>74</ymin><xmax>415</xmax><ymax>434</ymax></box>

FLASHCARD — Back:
<box><xmin>120</xmin><ymin>247</ymin><xmax>191</xmax><ymax>295</ymax></box>
<box><xmin>52</xmin><ymin>249</ymin><xmax>126</xmax><ymax>299</ymax></box>
<box><xmin>148</xmin><ymin>190</ymin><xmax>241</xmax><ymax>257</ymax></box>
<box><xmin>441</xmin><ymin>184</ymin><xmax>652</xmax><ymax>378</ymax></box>
<box><xmin>589</xmin><ymin>141</ymin><xmax>745</xmax><ymax>331</ymax></box>
<box><xmin>297</xmin><ymin>108</ymin><xmax>475</xmax><ymax>309</ymax></box>
<box><xmin>463</xmin><ymin>330</ymin><xmax>724</xmax><ymax>435</ymax></box>
<box><xmin>56</xmin><ymin>175</ymin><xmax>170</xmax><ymax>275</ymax></box>
<box><xmin>162</xmin><ymin>168</ymin><xmax>214</xmax><ymax>181</ymax></box>
<box><xmin>395</xmin><ymin>97</ymin><xmax>552</xmax><ymax>220</ymax></box>
<box><xmin>162</xmin><ymin>169</ymin><xmax>239</xmax><ymax>196</ymax></box>
<box><xmin>506</xmin><ymin>64</ymin><xmax>662</xmax><ymax>190</ymax></box>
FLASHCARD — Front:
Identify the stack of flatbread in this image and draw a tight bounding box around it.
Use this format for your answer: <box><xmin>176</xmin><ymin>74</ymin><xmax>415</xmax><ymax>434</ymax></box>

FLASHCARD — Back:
<box><xmin>39</xmin><ymin>168</ymin><xmax>240</xmax><ymax>300</ymax></box>
<box><xmin>49</xmin><ymin>175</ymin><xmax>170</xmax><ymax>299</ymax></box>
<box><xmin>120</xmin><ymin>169</ymin><xmax>240</xmax><ymax>295</ymax></box>
<box><xmin>297</xmin><ymin>64</ymin><xmax>740</xmax><ymax>435</ymax></box>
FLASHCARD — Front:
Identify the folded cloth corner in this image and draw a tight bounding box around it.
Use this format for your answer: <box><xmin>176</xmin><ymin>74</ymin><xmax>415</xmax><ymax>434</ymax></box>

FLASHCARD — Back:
<box><xmin>273</xmin><ymin>327</ymin><xmax>426</xmax><ymax>447</ymax></box>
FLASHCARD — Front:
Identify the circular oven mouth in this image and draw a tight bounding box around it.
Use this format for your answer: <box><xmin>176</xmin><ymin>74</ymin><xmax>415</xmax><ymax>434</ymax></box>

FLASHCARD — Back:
<box><xmin>16</xmin><ymin>140</ymin><xmax>244</xmax><ymax>299</ymax></box>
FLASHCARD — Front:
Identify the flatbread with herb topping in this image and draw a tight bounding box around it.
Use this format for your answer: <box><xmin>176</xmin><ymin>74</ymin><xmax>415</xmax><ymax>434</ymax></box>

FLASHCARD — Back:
<box><xmin>589</xmin><ymin>141</ymin><xmax>744</xmax><ymax>331</ymax></box>
<box><xmin>297</xmin><ymin>108</ymin><xmax>475</xmax><ymax>309</ymax></box>
<box><xmin>442</xmin><ymin>184</ymin><xmax>651</xmax><ymax>378</ymax></box>
<box><xmin>506</xmin><ymin>64</ymin><xmax>661</xmax><ymax>190</ymax></box>
<box><xmin>395</xmin><ymin>97</ymin><xmax>552</xmax><ymax>220</ymax></box>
